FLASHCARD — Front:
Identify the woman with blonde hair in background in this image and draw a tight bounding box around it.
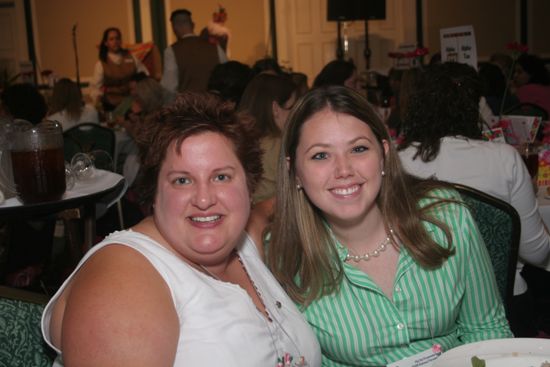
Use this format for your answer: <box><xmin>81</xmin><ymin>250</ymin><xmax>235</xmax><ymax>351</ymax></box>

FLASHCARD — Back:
<box><xmin>48</xmin><ymin>78</ymin><xmax>99</xmax><ymax>131</ymax></box>
<box><xmin>238</xmin><ymin>73</ymin><xmax>298</xmax><ymax>232</ymax></box>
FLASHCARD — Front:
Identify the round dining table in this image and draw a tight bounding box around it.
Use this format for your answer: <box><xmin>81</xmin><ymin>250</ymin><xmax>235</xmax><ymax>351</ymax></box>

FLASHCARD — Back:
<box><xmin>0</xmin><ymin>169</ymin><xmax>127</xmax><ymax>256</ymax></box>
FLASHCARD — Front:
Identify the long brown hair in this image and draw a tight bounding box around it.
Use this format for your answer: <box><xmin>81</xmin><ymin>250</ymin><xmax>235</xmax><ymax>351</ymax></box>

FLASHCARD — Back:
<box><xmin>267</xmin><ymin>85</ymin><xmax>455</xmax><ymax>306</ymax></box>
<box><xmin>237</xmin><ymin>73</ymin><xmax>296</xmax><ymax>138</ymax></box>
<box><xmin>49</xmin><ymin>78</ymin><xmax>83</xmax><ymax>121</ymax></box>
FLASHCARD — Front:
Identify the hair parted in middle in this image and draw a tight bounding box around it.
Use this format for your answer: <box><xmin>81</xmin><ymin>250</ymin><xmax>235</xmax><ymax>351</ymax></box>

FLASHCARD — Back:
<box><xmin>267</xmin><ymin>85</ymin><xmax>455</xmax><ymax>306</ymax></box>
<box><xmin>98</xmin><ymin>27</ymin><xmax>129</xmax><ymax>62</ymax></box>
<box><xmin>134</xmin><ymin>91</ymin><xmax>263</xmax><ymax>211</ymax></box>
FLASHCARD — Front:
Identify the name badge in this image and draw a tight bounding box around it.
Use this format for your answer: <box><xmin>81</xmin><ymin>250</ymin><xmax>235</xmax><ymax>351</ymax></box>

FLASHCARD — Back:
<box><xmin>387</xmin><ymin>344</ymin><xmax>442</xmax><ymax>367</ymax></box>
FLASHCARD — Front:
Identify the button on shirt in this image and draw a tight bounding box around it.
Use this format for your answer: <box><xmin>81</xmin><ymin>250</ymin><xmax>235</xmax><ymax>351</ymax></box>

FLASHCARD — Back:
<box><xmin>301</xmin><ymin>189</ymin><xmax>512</xmax><ymax>366</ymax></box>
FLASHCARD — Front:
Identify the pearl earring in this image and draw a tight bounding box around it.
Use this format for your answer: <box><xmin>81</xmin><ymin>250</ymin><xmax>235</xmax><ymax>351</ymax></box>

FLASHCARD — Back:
<box><xmin>296</xmin><ymin>184</ymin><xmax>302</xmax><ymax>190</ymax></box>
<box><xmin>381</xmin><ymin>170</ymin><xmax>386</xmax><ymax>177</ymax></box>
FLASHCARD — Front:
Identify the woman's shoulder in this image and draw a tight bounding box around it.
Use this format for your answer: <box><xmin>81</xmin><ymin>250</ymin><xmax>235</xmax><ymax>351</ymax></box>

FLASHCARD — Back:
<box><xmin>53</xmin><ymin>243</ymin><xmax>179</xmax><ymax>364</ymax></box>
<box><xmin>80</xmin><ymin>104</ymin><xmax>99</xmax><ymax>122</ymax></box>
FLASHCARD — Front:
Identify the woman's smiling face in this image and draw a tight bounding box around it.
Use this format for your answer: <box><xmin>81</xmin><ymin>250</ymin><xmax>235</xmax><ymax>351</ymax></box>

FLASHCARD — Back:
<box><xmin>153</xmin><ymin>131</ymin><xmax>251</xmax><ymax>265</ymax></box>
<box><xmin>294</xmin><ymin>107</ymin><xmax>388</xmax><ymax>228</ymax></box>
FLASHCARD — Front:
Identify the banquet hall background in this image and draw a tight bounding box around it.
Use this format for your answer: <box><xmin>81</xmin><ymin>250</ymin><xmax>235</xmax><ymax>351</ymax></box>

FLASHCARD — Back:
<box><xmin>1</xmin><ymin>0</ymin><xmax>549</xmax><ymax>97</ymax></box>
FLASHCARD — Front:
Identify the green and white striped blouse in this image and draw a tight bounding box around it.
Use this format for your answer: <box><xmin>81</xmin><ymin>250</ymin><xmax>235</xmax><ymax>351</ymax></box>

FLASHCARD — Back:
<box><xmin>301</xmin><ymin>189</ymin><xmax>513</xmax><ymax>366</ymax></box>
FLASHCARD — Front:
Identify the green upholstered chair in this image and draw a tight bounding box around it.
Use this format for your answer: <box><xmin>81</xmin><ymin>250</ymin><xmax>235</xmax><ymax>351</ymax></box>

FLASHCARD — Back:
<box><xmin>0</xmin><ymin>286</ymin><xmax>54</xmax><ymax>367</ymax></box>
<box><xmin>63</xmin><ymin>122</ymin><xmax>116</xmax><ymax>163</ymax></box>
<box><xmin>452</xmin><ymin>183</ymin><xmax>521</xmax><ymax>314</ymax></box>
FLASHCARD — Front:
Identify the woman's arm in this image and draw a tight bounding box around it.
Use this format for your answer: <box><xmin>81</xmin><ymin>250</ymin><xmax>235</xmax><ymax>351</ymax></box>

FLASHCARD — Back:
<box><xmin>59</xmin><ymin>245</ymin><xmax>179</xmax><ymax>367</ymax></box>
<box><xmin>508</xmin><ymin>147</ymin><xmax>550</xmax><ymax>268</ymax></box>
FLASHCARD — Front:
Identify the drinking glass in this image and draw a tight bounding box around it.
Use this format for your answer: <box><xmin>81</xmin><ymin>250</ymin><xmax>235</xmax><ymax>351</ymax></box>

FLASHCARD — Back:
<box><xmin>521</xmin><ymin>143</ymin><xmax>539</xmax><ymax>178</ymax></box>
<box><xmin>70</xmin><ymin>150</ymin><xmax>114</xmax><ymax>181</ymax></box>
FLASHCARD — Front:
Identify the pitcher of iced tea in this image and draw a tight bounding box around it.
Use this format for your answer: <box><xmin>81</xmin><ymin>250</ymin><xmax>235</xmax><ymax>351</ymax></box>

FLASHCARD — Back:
<box><xmin>10</xmin><ymin>120</ymin><xmax>66</xmax><ymax>204</ymax></box>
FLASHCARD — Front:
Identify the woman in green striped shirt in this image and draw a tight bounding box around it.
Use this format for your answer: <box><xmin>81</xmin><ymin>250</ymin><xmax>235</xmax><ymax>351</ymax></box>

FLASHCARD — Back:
<box><xmin>265</xmin><ymin>85</ymin><xmax>513</xmax><ymax>366</ymax></box>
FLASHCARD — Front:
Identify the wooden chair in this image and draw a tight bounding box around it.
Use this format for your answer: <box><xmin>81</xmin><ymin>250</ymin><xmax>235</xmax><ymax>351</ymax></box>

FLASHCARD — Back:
<box><xmin>0</xmin><ymin>286</ymin><xmax>54</xmax><ymax>366</ymax></box>
<box><xmin>451</xmin><ymin>183</ymin><xmax>521</xmax><ymax>315</ymax></box>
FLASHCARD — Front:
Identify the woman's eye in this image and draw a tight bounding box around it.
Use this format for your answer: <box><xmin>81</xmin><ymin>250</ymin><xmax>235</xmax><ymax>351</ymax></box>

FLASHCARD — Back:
<box><xmin>352</xmin><ymin>145</ymin><xmax>368</xmax><ymax>153</ymax></box>
<box><xmin>174</xmin><ymin>177</ymin><xmax>190</xmax><ymax>185</ymax></box>
<box><xmin>214</xmin><ymin>174</ymin><xmax>230</xmax><ymax>182</ymax></box>
<box><xmin>312</xmin><ymin>152</ymin><xmax>328</xmax><ymax>160</ymax></box>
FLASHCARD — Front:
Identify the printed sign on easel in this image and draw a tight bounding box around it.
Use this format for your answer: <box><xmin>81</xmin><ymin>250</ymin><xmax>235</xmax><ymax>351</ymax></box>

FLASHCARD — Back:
<box><xmin>440</xmin><ymin>25</ymin><xmax>478</xmax><ymax>69</ymax></box>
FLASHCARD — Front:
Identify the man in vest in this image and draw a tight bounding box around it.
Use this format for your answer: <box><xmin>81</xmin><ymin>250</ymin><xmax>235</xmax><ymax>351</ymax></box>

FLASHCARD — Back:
<box><xmin>161</xmin><ymin>9</ymin><xmax>227</xmax><ymax>93</ymax></box>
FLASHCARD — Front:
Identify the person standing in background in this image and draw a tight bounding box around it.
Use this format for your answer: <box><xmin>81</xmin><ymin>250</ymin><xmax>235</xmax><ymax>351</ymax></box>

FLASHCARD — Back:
<box><xmin>161</xmin><ymin>9</ymin><xmax>227</xmax><ymax>93</ymax></box>
<box><xmin>90</xmin><ymin>27</ymin><xmax>149</xmax><ymax>112</ymax></box>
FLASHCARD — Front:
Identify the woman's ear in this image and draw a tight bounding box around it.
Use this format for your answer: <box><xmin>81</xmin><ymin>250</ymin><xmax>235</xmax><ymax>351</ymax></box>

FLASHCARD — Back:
<box><xmin>382</xmin><ymin>139</ymin><xmax>390</xmax><ymax>156</ymax></box>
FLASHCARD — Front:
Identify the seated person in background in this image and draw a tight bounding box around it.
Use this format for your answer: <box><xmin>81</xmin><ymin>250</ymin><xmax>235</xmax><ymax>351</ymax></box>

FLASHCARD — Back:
<box><xmin>120</xmin><ymin>76</ymin><xmax>175</xmax><ymax>186</ymax></box>
<box><xmin>386</xmin><ymin>67</ymin><xmax>421</xmax><ymax>138</ymax></box>
<box><xmin>490</xmin><ymin>52</ymin><xmax>514</xmax><ymax>80</ymax></box>
<box><xmin>312</xmin><ymin>59</ymin><xmax>360</xmax><ymax>91</ymax></box>
<box><xmin>513</xmin><ymin>53</ymin><xmax>550</xmax><ymax>117</ymax></box>
<box><xmin>478</xmin><ymin>62</ymin><xmax>519</xmax><ymax>117</ymax></box>
<box><xmin>41</xmin><ymin>92</ymin><xmax>321</xmax><ymax>367</ymax></box>
<box><xmin>251</xmin><ymin>57</ymin><xmax>284</xmax><ymax>76</ymax></box>
<box><xmin>398</xmin><ymin>61</ymin><xmax>550</xmax><ymax>337</ymax></box>
<box><xmin>238</xmin><ymin>73</ymin><xmax>298</xmax><ymax>231</ymax></box>
<box><xmin>48</xmin><ymin>78</ymin><xmax>99</xmax><ymax>131</ymax></box>
<box><xmin>90</xmin><ymin>27</ymin><xmax>149</xmax><ymax>112</ymax></box>
<box><xmin>264</xmin><ymin>85</ymin><xmax>512</xmax><ymax>366</ymax></box>
<box><xmin>1</xmin><ymin>83</ymin><xmax>47</xmax><ymax>125</ymax></box>
<box><xmin>207</xmin><ymin>60</ymin><xmax>253</xmax><ymax>106</ymax></box>
<box><xmin>290</xmin><ymin>72</ymin><xmax>309</xmax><ymax>99</ymax></box>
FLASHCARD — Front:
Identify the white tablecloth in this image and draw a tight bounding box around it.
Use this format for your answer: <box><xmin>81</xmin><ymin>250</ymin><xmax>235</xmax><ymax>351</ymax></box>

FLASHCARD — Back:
<box><xmin>0</xmin><ymin>169</ymin><xmax>126</xmax><ymax>213</ymax></box>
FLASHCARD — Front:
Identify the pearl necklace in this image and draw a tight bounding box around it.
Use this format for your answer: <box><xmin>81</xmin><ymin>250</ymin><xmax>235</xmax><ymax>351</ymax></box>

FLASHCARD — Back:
<box><xmin>344</xmin><ymin>228</ymin><xmax>394</xmax><ymax>262</ymax></box>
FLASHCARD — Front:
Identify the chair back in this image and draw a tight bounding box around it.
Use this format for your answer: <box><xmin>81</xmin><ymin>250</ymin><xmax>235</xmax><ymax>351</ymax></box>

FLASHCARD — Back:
<box><xmin>0</xmin><ymin>286</ymin><xmax>54</xmax><ymax>366</ymax></box>
<box><xmin>452</xmin><ymin>183</ymin><xmax>520</xmax><ymax>313</ymax></box>
<box><xmin>63</xmin><ymin>122</ymin><xmax>116</xmax><ymax>163</ymax></box>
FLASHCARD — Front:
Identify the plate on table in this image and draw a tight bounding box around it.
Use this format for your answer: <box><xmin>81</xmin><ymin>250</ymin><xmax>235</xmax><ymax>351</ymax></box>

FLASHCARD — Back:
<box><xmin>432</xmin><ymin>338</ymin><xmax>550</xmax><ymax>367</ymax></box>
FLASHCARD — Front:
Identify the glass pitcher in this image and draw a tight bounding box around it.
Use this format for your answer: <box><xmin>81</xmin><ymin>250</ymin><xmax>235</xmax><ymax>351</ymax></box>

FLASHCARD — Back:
<box><xmin>9</xmin><ymin>120</ymin><xmax>66</xmax><ymax>204</ymax></box>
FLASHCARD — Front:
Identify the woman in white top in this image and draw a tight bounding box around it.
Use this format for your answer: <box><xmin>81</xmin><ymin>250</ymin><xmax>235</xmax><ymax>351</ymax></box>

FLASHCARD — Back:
<box><xmin>398</xmin><ymin>61</ymin><xmax>550</xmax><ymax>337</ymax></box>
<box><xmin>41</xmin><ymin>92</ymin><xmax>321</xmax><ymax>367</ymax></box>
<box><xmin>47</xmin><ymin>78</ymin><xmax>98</xmax><ymax>131</ymax></box>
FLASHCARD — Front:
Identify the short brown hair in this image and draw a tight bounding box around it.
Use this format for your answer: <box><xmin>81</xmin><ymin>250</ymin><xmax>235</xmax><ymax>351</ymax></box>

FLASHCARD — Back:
<box><xmin>135</xmin><ymin>92</ymin><xmax>263</xmax><ymax>210</ymax></box>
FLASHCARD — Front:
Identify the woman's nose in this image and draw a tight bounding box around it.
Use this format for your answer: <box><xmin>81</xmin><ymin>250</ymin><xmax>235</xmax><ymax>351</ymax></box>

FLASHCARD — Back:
<box><xmin>192</xmin><ymin>183</ymin><xmax>216</xmax><ymax>209</ymax></box>
<box><xmin>334</xmin><ymin>155</ymin><xmax>353</xmax><ymax>178</ymax></box>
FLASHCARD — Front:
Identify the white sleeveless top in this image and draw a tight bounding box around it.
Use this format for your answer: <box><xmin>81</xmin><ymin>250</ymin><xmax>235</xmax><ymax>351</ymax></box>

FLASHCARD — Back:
<box><xmin>41</xmin><ymin>230</ymin><xmax>321</xmax><ymax>367</ymax></box>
